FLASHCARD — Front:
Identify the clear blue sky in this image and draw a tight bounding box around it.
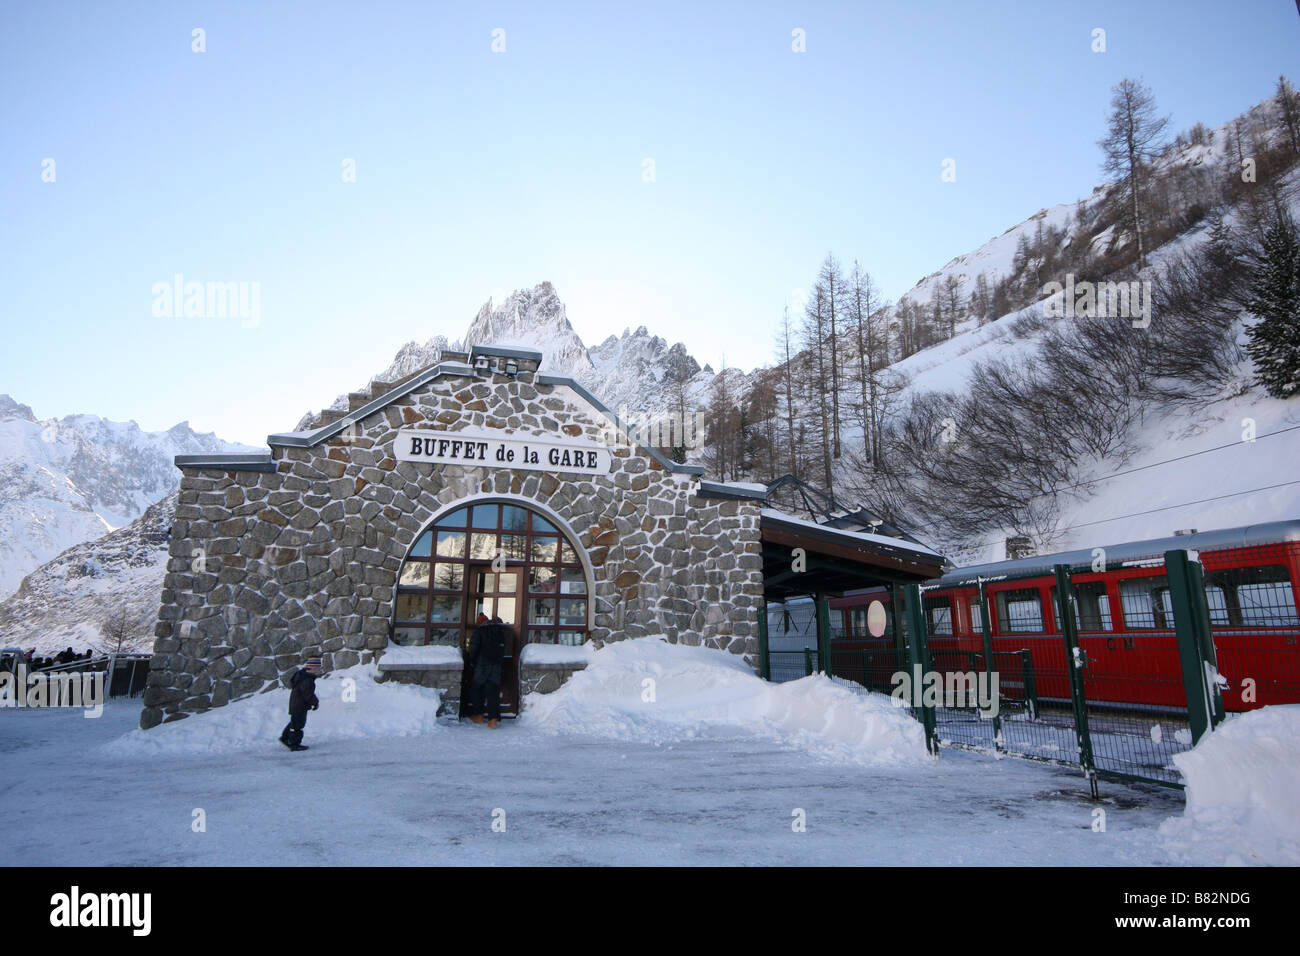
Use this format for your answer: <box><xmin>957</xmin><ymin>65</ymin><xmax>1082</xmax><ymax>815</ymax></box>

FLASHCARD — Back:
<box><xmin>3</xmin><ymin>0</ymin><xmax>1298</xmax><ymax>445</ymax></box>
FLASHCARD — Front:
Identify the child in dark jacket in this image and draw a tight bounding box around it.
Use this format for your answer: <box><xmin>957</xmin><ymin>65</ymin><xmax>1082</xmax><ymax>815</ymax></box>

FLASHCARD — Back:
<box><xmin>279</xmin><ymin>657</ymin><xmax>321</xmax><ymax>751</ymax></box>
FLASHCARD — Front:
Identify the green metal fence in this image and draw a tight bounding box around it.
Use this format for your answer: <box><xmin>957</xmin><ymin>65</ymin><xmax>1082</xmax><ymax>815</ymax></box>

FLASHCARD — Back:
<box><xmin>758</xmin><ymin>548</ymin><xmax>1229</xmax><ymax>790</ymax></box>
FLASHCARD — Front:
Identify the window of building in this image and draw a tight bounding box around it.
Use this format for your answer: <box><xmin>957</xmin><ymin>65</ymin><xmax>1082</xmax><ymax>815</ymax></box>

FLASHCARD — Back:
<box><xmin>393</xmin><ymin>502</ymin><xmax>588</xmax><ymax>646</ymax></box>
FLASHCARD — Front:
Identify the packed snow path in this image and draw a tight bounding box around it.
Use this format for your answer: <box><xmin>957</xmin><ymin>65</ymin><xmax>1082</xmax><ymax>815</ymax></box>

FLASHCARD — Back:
<box><xmin>1</xmin><ymin>701</ymin><xmax>1188</xmax><ymax>866</ymax></box>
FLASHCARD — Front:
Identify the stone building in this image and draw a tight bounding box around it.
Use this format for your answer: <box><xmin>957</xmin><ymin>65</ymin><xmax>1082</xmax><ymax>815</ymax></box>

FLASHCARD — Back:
<box><xmin>142</xmin><ymin>343</ymin><xmax>944</xmax><ymax>729</ymax></box>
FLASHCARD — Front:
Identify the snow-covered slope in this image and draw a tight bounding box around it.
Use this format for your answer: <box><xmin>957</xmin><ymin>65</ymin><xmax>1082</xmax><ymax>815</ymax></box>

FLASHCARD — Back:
<box><xmin>862</xmin><ymin>167</ymin><xmax>1300</xmax><ymax>563</ymax></box>
<box><xmin>824</xmin><ymin>94</ymin><xmax>1300</xmax><ymax>562</ymax></box>
<box><xmin>0</xmin><ymin>397</ymin><xmax>256</xmax><ymax>598</ymax></box>
<box><xmin>887</xmin><ymin>93</ymin><xmax>1280</xmax><ymax>325</ymax></box>
<box><xmin>0</xmin><ymin>492</ymin><xmax>175</xmax><ymax>654</ymax></box>
<box><xmin>899</xmin><ymin>201</ymin><xmax>1083</xmax><ymax>316</ymax></box>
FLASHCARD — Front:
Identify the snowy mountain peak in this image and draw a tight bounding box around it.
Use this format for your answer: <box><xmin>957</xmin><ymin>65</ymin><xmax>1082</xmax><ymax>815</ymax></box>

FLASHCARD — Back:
<box><xmin>295</xmin><ymin>281</ymin><xmax>723</xmax><ymax>442</ymax></box>
<box><xmin>0</xmin><ymin>401</ymin><xmax>255</xmax><ymax>600</ymax></box>
<box><xmin>0</xmin><ymin>394</ymin><xmax>37</xmax><ymax>422</ymax></box>
<box><xmin>463</xmin><ymin>282</ymin><xmax>593</xmax><ymax>378</ymax></box>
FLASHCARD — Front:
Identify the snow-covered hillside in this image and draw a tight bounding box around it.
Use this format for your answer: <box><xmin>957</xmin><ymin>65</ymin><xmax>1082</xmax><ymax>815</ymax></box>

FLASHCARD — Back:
<box><xmin>823</xmin><ymin>95</ymin><xmax>1300</xmax><ymax>562</ymax></box>
<box><xmin>0</xmin><ymin>492</ymin><xmax>174</xmax><ymax>654</ymax></box>
<box><xmin>888</xmin><ymin>93</ymin><xmax>1281</xmax><ymax>324</ymax></box>
<box><xmin>0</xmin><ymin>397</ymin><xmax>256</xmax><ymax>598</ymax></box>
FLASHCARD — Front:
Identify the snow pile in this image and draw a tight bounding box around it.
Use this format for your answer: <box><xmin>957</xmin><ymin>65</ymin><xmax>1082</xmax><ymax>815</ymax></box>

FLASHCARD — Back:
<box><xmin>1159</xmin><ymin>705</ymin><xmax>1300</xmax><ymax>865</ymax></box>
<box><xmin>101</xmin><ymin>664</ymin><xmax>444</xmax><ymax>756</ymax></box>
<box><xmin>519</xmin><ymin>641</ymin><xmax>594</xmax><ymax>666</ymax></box>
<box><xmin>522</xmin><ymin>636</ymin><xmax>928</xmax><ymax>767</ymax></box>
<box><xmin>378</xmin><ymin>644</ymin><xmax>462</xmax><ymax>666</ymax></box>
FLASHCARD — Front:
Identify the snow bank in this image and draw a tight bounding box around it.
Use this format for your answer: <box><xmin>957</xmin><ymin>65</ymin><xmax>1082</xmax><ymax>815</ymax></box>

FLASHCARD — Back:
<box><xmin>379</xmin><ymin>644</ymin><xmax>462</xmax><ymax>666</ymax></box>
<box><xmin>101</xmin><ymin>664</ymin><xmax>444</xmax><ymax>756</ymax></box>
<box><xmin>519</xmin><ymin>641</ymin><xmax>594</xmax><ymax>666</ymax></box>
<box><xmin>522</xmin><ymin>637</ymin><xmax>928</xmax><ymax>767</ymax></box>
<box><xmin>1159</xmin><ymin>705</ymin><xmax>1300</xmax><ymax>865</ymax></box>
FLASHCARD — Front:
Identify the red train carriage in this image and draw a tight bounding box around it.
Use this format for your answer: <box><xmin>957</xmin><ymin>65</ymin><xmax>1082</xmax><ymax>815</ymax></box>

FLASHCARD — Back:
<box><xmin>831</xmin><ymin>521</ymin><xmax>1300</xmax><ymax>713</ymax></box>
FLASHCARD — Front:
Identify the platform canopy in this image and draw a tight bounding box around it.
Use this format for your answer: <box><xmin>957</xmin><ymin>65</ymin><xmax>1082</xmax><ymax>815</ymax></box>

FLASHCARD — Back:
<box><xmin>759</xmin><ymin>508</ymin><xmax>947</xmax><ymax>601</ymax></box>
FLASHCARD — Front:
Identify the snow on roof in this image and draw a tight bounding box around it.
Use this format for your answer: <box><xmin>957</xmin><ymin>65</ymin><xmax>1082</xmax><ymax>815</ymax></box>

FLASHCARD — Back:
<box><xmin>718</xmin><ymin>481</ymin><xmax>769</xmax><ymax>493</ymax></box>
<box><xmin>760</xmin><ymin>508</ymin><xmax>944</xmax><ymax>558</ymax></box>
<box><xmin>469</xmin><ymin>342</ymin><xmax>544</xmax><ymax>361</ymax></box>
<box><xmin>697</xmin><ymin>479</ymin><xmax>768</xmax><ymax>500</ymax></box>
<box><xmin>937</xmin><ymin>519</ymin><xmax>1300</xmax><ymax>586</ymax></box>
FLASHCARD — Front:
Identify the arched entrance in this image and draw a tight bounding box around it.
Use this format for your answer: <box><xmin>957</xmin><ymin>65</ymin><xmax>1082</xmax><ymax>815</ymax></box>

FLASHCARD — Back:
<box><xmin>392</xmin><ymin>498</ymin><xmax>590</xmax><ymax>715</ymax></box>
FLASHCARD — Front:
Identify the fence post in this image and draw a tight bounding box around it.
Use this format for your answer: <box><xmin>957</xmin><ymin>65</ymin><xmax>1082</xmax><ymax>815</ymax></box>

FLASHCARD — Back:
<box><xmin>1020</xmin><ymin>648</ymin><xmax>1038</xmax><ymax>720</ymax></box>
<box><xmin>1053</xmin><ymin>564</ymin><xmax>1097</xmax><ymax>784</ymax></box>
<box><xmin>976</xmin><ymin>579</ymin><xmax>1003</xmax><ymax>750</ymax></box>
<box><xmin>816</xmin><ymin>591</ymin><xmax>832</xmax><ymax>678</ymax></box>
<box><xmin>1164</xmin><ymin>549</ymin><xmax>1224</xmax><ymax>742</ymax></box>
<box><xmin>890</xmin><ymin>583</ymin><xmax>909</xmax><ymax>673</ymax></box>
<box><xmin>803</xmin><ymin>647</ymin><xmax>813</xmax><ymax>677</ymax></box>
<box><xmin>1187</xmin><ymin>558</ymin><xmax>1226</xmax><ymax>730</ymax></box>
<box><xmin>758</xmin><ymin>602</ymin><xmax>771</xmax><ymax>681</ymax></box>
<box><xmin>904</xmin><ymin>584</ymin><xmax>938</xmax><ymax>754</ymax></box>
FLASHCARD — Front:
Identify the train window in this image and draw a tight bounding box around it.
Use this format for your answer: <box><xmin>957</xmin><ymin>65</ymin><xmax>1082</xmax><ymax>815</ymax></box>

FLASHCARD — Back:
<box><xmin>1204</xmin><ymin>565</ymin><xmax>1298</xmax><ymax>627</ymax></box>
<box><xmin>1119</xmin><ymin>576</ymin><xmax>1175</xmax><ymax>630</ymax></box>
<box><xmin>1050</xmin><ymin>582</ymin><xmax>1113</xmax><ymax>631</ymax></box>
<box><xmin>994</xmin><ymin>588</ymin><xmax>1044</xmax><ymax>633</ymax></box>
<box><xmin>847</xmin><ymin>603</ymin><xmax>895</xmax><ymax>639</ymax></box>
<box><xmin>969</xmin><ymin>599</ymin><xmax>983</xmax><ymax>633</ymax></box>
<box><xmin>924</xmin><ymin>596</ymin><xmax>953</xmax><ymax>635</ymax></box>
<box><xmin>849</xmin><ymin>606</ymin><xmax>868</xmax><ymax>637</ymax></box>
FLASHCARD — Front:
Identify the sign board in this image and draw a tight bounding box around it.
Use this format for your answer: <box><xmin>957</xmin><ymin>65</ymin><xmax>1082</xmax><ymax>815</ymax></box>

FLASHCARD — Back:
<box><xmin>394</xmin><ymin>426</ymin><xmax>612</xmax><ymax>475</ymax></box>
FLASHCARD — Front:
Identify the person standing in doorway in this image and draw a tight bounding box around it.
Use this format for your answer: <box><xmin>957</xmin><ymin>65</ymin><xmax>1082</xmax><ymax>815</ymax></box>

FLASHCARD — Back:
<box><xmin>465</xmin><ymin>617</ymin><xmax>509</xmax><ymax>728</ymax></box>
<box><xmin>280</xmin><ymin>657</ymin><xmax>321</xmax><ymax>751</ymax></box>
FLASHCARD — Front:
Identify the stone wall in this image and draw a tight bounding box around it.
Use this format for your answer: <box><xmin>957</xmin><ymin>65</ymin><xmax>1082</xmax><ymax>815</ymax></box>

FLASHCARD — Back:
<box><xmin>141</xmin><ymin>361</ymin><xmax>765</xmax><ymax>729</ymax></box>
<box><xmin>376</xmin><ymin>663</ymin><xmax>463</xmax><ymax>693</ymax></box>
<box><xmin>519</xmin><ymin>661</ymin><xmax>589</xmax><ymax>697</ymax></box>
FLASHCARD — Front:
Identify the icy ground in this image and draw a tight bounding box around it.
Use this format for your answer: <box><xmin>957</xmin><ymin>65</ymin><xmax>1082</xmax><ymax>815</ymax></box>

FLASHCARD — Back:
<box><xmin>2</xmin><ymin>699</ymin><xmax>1187</xmax><ymax>867</ymax></box>
<box><xmin>2</xmin><ymin>638</ymin><xmax>1293</xmax><ymax>867</ymax></box>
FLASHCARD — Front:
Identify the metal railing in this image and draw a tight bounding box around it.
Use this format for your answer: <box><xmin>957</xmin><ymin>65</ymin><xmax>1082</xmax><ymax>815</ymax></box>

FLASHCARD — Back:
<box><xmin>18</xmin><ymin>653</ymin><xmax>152</xmax><ymax>699</ymax></box>
<box><xmin>757</xmin><ymin>548</ymin><xmax>1253</xmax><ymax>790</ymax></box>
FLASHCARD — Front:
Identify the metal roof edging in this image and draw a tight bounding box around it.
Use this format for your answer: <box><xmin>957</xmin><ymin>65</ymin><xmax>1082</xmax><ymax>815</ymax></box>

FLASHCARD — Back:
<box><xmin>696</xmin><ymin>480</ymin><xmax>769</xmax><ymax>502</ymax></box>
<box><xmin>174</xmin><ymin>453</ymin><xmax>277</xmax><ymax>473</ymax></box>
<box><xmin>266</xmin><ymin>360</ymin><xmax>478</xmax><ymax>448</ymax></box>
<box><xmin>469</xmin><ymin>344</ymin><xmax>544</xmax><ymax>362</ymax></box>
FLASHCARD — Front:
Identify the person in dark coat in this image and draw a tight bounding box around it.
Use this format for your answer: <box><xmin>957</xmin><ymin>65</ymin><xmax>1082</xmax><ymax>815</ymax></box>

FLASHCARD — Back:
<box><xmin>457</xmin><ymin>613</ymin><xmax>489</xmax><ymax>720</ymax></box>
<box><xmin>279</xmin><ymin>657</ymin><xmax>321</xmax><ymax>751</ymax></box>
<box><xmin>464</xmin><ymin>617</ymin><xmax>510</xmax><ymax>728</ymax></box>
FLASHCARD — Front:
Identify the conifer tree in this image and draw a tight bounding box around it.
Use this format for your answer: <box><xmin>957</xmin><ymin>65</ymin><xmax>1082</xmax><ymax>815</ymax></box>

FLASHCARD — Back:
<box><xmin>1244</xmin><ymin>212</ymin><xmax>1300</xmax><ymax>398</ymax></box>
